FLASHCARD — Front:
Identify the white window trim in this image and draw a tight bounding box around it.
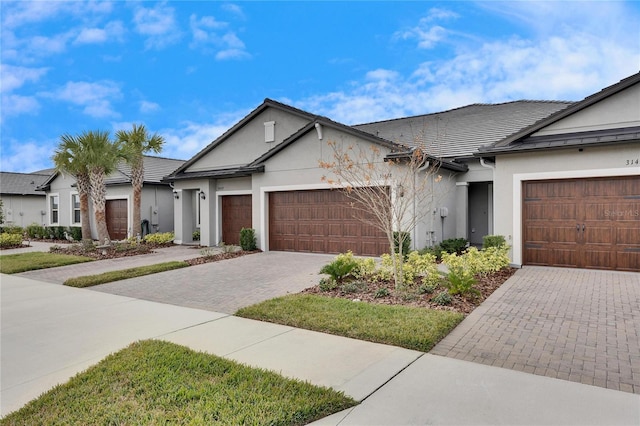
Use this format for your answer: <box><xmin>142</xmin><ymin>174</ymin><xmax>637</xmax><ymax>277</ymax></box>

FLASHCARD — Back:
<box><xmin>48</xmin><ymin>193</ymin><xmax>60</xmax><ymax>226</ymax></box>
<box><xmin>70</xmin><ymin>192</ymin><xmax>81</xmax><ymax>225</ymax></box>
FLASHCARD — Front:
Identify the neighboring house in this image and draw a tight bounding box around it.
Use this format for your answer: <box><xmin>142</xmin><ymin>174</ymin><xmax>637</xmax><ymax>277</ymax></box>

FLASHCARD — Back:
<box><xmin>479</xmin><ymin>72</ymin><xmax>640</xmax><ymax>272</ymax></box>
<box><xmin>0</xmin><ymin>171</ymin><xmax>52</xmax><ymax>227</ymax></box>
<box><xmin>163</xmin><ymin>98</ymin><xmax>570</xmax><ymax>255</ymax></box>
<box><xmin>38</xmin><ymin>156</ymin><xmax>185</xmax><ymax>240</ymax></box>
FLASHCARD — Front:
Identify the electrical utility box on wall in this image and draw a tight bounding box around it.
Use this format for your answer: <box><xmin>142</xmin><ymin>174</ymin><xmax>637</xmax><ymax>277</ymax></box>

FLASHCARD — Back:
<box><xmin>150</xmin><ymin>206</ymin><xmax>159</xmax><ymax>226</ymax></box>
<box><xmin>440</xmin><ymin>207</ymin><xmax>449</xmax><ymax>218</ymax></box>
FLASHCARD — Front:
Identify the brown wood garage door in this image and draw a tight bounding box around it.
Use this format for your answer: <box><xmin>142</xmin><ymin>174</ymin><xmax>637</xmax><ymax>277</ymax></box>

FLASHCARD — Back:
<box><xmin>269</xmin><ymin>189</ymin><xmax>388</xmax><ymax>256</ymax></box>
<box><xmin>221</xmin><ymin>195</ymin><xmax>252</xmax><ymax>246</ymax></box>
<box><xmin>523</xmin><ymin>176</ymin><xmax>639</xmax><ymax>272</ymax></box>
<box><xmin>106</xmin><ymin>199</ymin><xmax>128</xmax><ymax>240</ymax></box>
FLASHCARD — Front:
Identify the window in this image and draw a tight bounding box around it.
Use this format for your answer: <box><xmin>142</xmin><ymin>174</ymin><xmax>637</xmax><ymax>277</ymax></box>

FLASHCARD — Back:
<box><xmin>50</xmin><ymin>195</ymin><xmax>59</xmax><ymax>224</ymax></box>
<box><xmin>71</xmin><ymin>194</ymin><xmax>81</xmax><ymax>224</ymax></box>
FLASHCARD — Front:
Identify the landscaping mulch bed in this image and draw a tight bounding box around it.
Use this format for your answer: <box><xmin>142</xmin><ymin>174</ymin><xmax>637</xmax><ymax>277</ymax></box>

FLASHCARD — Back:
<box><xmin>303</xmin><ymin>267</ymin><xmax>518</xmax><ymax>315</ymax></box>
<box><xmin>49</xmin><ymin>243</ymin><xmax>157</xmax><ymax>260</ymax></box>
<box><xmin>185</xmin><ymin>250</ymin><xmax>261</xmax><ymax>265</ymax></box>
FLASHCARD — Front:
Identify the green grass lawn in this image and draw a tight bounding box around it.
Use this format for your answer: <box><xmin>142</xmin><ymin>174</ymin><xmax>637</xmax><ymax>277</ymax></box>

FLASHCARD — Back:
<box><xmin>0</xmin><ymin>340</ymin><xmax>356</xmax><ymax>426</ymax></box>
<box><xmin>0</xmin><ymin>252</ymin><xmax>93</xmax><ymax>274</ymax></box>
<box><xmin>236</xmin><ymin>294</ymin><xmax>464</xmax><ymax>352</ymax></box>
<box><xmin>64</xmin><ymin>261</ymin><xmax>189</xmax><ymax>287</ymax></box>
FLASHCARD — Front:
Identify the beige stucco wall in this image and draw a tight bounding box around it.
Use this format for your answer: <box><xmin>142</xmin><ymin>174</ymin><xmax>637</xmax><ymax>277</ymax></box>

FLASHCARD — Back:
<box><xmin>185</xmin><ymin>108</ymin><xmax>311</xmax><ymax>172</ymax></box>
<box><xmin>493</xmin><ymin>142</ymin><xmax>640</xmax><ymax>266</ymax></box>
<box><xmin>534</xmin><ymin>84</ymin><xmax>640</xmax><ymax>135</ymax></box>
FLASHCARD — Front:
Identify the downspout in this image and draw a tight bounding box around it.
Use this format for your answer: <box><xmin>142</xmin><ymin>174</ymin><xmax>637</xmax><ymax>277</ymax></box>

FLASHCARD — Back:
<box><xmin>415</xmin><ymin>161</ymin><xmax>432</xmax><ymax>248</ymax></box>
<box><xmin>479</xmin><ymin>157</ymin><xmax>495</xmax><ymax>237</ymax></box>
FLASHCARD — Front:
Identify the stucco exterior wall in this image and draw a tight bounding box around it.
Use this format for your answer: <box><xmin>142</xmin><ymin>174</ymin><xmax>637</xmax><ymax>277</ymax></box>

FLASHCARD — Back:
<box><xmin>534</xmin><ymin>84</ymin><xmax>640</xmax><ymax>135</ymax></box>
<box><xmin>493</xmin><ymin>142</ymin><xmax>640</xmax><ymax>266</ymax></box>
<box><xmin>0</xmin><ymin>195</ymin><xmax>46</xmax><ymax>227</ymax></box>
<box><xmin>185</xmin><ymin>109</ymin><xmax>311</xmax><ymax>172</ymax></box>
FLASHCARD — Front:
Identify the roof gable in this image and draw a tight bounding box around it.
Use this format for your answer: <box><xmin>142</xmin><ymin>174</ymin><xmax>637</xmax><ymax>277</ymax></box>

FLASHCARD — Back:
<box><xmin>168</xmin><ymin>99</ymin><xmax>317</xmax><ymax>177</ymax></box>
<box><xmin>480</xmin><ymin>72</ymin><xmax>640</xmax><ymax>154</ymax></box>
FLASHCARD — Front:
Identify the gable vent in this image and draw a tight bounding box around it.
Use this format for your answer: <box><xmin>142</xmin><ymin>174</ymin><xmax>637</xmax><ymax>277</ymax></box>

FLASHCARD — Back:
<box><xmin>264</xmin><ymin>121</ymin><xmax>275</xmax><ymax>143</ymax></box>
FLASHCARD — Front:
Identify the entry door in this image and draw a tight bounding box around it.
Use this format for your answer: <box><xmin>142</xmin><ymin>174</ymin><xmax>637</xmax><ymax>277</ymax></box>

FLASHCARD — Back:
<box><xmin>106</xmin><ymin>199</ymin><xmax>128</xmax><ymax>240</ymax></box>
<box><xmin>221</xmin><ymin>195</ymin><xmax>252</xmax><ymax>246</ymax></box>
<box><xmin>523</xmin><ymin>176</ymin><xmax>640</xmax><ymax>271</ymax></box>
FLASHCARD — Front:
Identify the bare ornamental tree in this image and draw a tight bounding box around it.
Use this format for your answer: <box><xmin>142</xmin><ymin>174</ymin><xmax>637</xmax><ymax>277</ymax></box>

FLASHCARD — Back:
<box><xmin>319</xmin><ymin>140</ymin><xmax>446</xmax><ymax>289</ymax></box>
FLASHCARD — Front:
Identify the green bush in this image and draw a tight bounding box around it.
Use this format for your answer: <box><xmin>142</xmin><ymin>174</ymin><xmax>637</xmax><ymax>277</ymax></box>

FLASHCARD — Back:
<box><xmin>376</xmin><ymin>251</ymin><xmax>441</xmax><ymax>287</ymax></box>
<box><xmin>432</xmin><ymin>291</ymin><xmax>452</xmax><ymax>306</ymax></box>
<box><xmin>393</xmin><ymin>231</ymin><xmax>411</xmax><ymax>257</ymax></box>
<box><xmin>374</xmin><ymin>287</ymin><xmax>390</xmax><ymax>298</ymax></box>
<box><xmin>483</xmin><ymin>234</ymin><xmax>507</xmax><ymax>249</ymax></box>
<box><xmin>0</xmin><ymin>232</ymin><xmax>23</xmax><ymax>247</ymax></box>
<box><xmin>240</xmin><ymin>227</ymin><xmax>257</xmax><ymax>251</ymax></box>
<box><xmin>419</xmin><ymin>244</ymin><xmax>444</xmax><ymax>261</ymax></box>
<box><xmin>69</xmin><ymin>227</ymin><xmax>82</xmax><ymax>241</ymax></box>
<box><xmin>340</xmin><ymin>280</ymin><xmax>367</xmax><ymax>294</ymax></box>
<box><xmin>439</xmin><ymin>238</ymin><xmax>468</xmax><ymax>255</ymax></box>
<box><xmin>26</xmin><ymin>223</ymin><xmax>46</xmax><ymax>239</ymax></box>
<box><xmin>320</xmin><ymin>251</ymin><xmax>359</xmax><ymax>283</ymax></box>
<box><xmin>1</xmin><ymin>225</ymin><xmax>23</xmax><ymax>235</ymax></box>
<box><xmin>143</xmin><ymin>232</ymin><xmax>175</xmax><ymax>245</ymax></box>
<box><xmin>318</xmin><ymin>277</ymin><xmax>338</xmax><ymax>292</ymax></box>
<box><xmin>192</xmin><ymin>230</ymin><xmax>200</xmax><ymax>241</ymax></box>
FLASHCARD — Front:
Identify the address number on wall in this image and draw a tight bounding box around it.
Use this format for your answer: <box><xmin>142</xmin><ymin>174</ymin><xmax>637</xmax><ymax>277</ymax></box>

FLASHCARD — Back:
<box><xmin>626</xmin><ymin>158</ymin><xmax>639</xmax><ymax>166</ymax></box>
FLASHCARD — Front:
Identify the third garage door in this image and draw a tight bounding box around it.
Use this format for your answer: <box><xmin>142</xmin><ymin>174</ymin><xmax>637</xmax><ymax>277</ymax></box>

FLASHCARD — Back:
<box><xmin>269</xmin><ymin>189</ymin><xmax>388</xmax><ymax>256</ymax></box>
<box><xmin>523</xmin><ymin>175</ymin><xmax>640</xmax><ymax>272</ymax></box>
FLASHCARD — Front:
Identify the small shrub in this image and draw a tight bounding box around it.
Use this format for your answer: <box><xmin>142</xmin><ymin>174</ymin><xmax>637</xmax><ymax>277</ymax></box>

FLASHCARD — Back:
<box><xmin>418</xmin><ymin>283</ymin><xmax>438</xmax><ymax>294</ymax></box>
<box><xmin>483</xmin><ymin>234</ymin><xmax>507</xmax><ymax>249</ymax></box>
<box><xmin>432</xmin><ymin>291</ymin><xmax>452</xmax><ymax>306</ymax></box>
<box><xmin>376</xmin><ymin>251</ymin><xmax>440</xmax><ymax>287</ymax></box>
<box><xmin>192</xmin><ymin>230</ymin><xmax>200</xmax><ymax>241</ymax></box>
<box><xmin>419</xmin><ymin>244</ymin><xmax>444</xmax><ymax>261</ymax></box>
<box><xmin>200</xmin><ymin>247</ymin><xmax>218</xmax><ymax>257</ymax></box>
<box><xmin>69</xmin><ymin>227</ymin><xmax>82</xmax><ymax>241</ymax></box>
<box><xmin>320</xmin><ymin>251</ymin><xmax>359</xmax><ymax>283</ymax></box>
<box><xmin>374</xmin><ymin>287</ymin><xmax>390</xmax><ymax>298</ymax></box>
<box><xmin>2</xmin><ymin>225</ymin><xmax>23</xmax><ymax>235</ymax></box>
<box><xmin>143</xmin><ymin>232</ymin><xmax>175</xmax><ymax>245</ymax></box>
<box><xmin>318</xmin><ymin>277</ymin><xmax>338</xmax><ymax>292</ymax></box>
<box><xmin>26</xmin><ymin>223</ymin><xmax>46</xmax><ymax>239</ymax></box>
<box><xmin>239</xmin><ymin>228</ymin><xmax>257</xmax><ymax>251</ymax></box>
<box><xmin>439</xmin><ymin>238</ymin><xmax>468</xmax><ymax>255</ymax></box>
<box><xmin>340</xmin><ymin>280</ymin><xmax>367</xmax><ymax>294</ymax></box>
<box><xmin>0</xmin><ymin>232</ymin><xmax>23</xmax><ymax>248</ymax></box>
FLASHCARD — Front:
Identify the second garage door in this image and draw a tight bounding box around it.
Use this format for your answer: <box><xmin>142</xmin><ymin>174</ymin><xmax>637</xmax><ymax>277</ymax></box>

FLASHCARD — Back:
<box><xmin>269</xmin><ymin>189</ymin><xmax>388</xmax><ymax>256</ymax></box>
<box><xmin>523</xmin><ymin>175</ymin><xmax>639</xmax><ymax>272</ymax></box>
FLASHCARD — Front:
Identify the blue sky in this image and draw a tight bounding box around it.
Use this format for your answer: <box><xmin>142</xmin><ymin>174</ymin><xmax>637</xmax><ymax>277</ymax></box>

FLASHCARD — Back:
<box><xmin>1</xmin><ymin>1</ymin><xmax>639</xmax><ymax>173</ymax></box>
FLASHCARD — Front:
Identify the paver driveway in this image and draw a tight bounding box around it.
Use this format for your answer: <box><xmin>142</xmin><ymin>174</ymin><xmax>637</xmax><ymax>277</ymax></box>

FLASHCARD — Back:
<box><xmin>90</xmin><ymin>251</ymin><xmax>334</xmax><ymax>314</ymax></box>
<box><xmin>432</xmin><ymin>266</ymin><xmax>640</xmax><ymax>394</ymax></box>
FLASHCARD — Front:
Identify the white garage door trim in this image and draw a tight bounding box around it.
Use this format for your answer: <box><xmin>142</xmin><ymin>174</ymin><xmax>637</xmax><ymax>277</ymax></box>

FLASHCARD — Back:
<box><xmin>511</xmin><ymin>167</ymin><xmax>640</xmax><ymax>266</ymax></box>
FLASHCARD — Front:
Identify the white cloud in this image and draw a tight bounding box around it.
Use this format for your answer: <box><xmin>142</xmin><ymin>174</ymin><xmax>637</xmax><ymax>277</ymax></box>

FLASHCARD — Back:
<box><xmin>0</xmin><ymin>64</ymin><xmax>48</xmax><ymax>93</ymax></box>
<box><xmin>133</xmin><ymin>2</ymin><xmax>181</xmax><ymax>49</ymax></box>
<box><xmin>42</xmin><ymin>80</ymin><xmax>122</xmax><ymax>118</ymax></box>
<box><xmin>394</xmin><ymin>7</ymin><xmax>459</xmax><ymax>49</ymax></box>
<box><xmin>74</xmin><ymin>21</ymin><xmax>125</xmax><ymax>45</ymax></box>
<box><xmin>1</xmin><ymin>94</ymin><xmax>40</xmax><ymax>120</ymax></box>
<box><xmin>189</xmin><ymin>14</ymin><xmax>250</xmax><ymax>60</ymax></box>
<box><xmin>0</xmin><ymin>140</ymin><xmax>56</xmax><ymax>173</ymax></box>
<box><xmin>139</xmin><ymin>100</ymin><xmax>160</xmax><ymax>113</ymax></box>
<box><xmin>299</xmin><ymin>2</ymin><xmax>640</xmax><ymax>124</ymax></box>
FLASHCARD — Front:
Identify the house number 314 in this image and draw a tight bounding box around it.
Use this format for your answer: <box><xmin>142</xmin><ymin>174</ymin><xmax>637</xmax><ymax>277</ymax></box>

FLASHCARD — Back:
<box><xmin>626</xmin><ymin>158</ymin><xmax>639</xmax><ymax>165</ymax></box>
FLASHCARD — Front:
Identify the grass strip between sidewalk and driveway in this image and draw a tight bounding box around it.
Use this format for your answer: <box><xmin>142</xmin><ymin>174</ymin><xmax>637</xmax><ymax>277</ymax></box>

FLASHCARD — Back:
<box><xmin>0</xmin><ymin>252</ymin><xmax>93</xmax><ymax>274</ymax></box>
<box><xmin>236</xmin><ymin>294</ymin><xmax>465</xmax><ymax>352</ymax></box>
<box><xmin>0</xmin><ymin>340</ymin><xmax>356</xmax><ymax>425</ymax></box>
<box><xmin>63</xmin><ymin>261</ymin><xmax>189</xmax><ymax>288</ymax></box>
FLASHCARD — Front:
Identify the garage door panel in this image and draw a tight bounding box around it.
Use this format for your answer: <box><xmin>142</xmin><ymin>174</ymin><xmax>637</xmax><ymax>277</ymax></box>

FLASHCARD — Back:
<box><xmin>269</xmin><ymin>189</ymin><xmax>388</xmax><ymax>256</ymax></box>
<box><xmin>523</xmin><ymin>176</ymin><xmax>639</xmax><ymax>272</ymax></box>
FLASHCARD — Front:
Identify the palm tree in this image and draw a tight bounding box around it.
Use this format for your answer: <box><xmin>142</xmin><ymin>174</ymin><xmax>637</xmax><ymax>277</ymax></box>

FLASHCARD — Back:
<box><xmin>52</xmin><ymin>134</ymin><xmax>93</xmax><ymax>241</ymax></box>
<box><xmin>116</xmin><ymin>124</ymin><xmax>165</xmax><ymax>237</ymax></box>
<box><xmin>83</xmin><ymin>130</ymin><xmax>122</xmax><ymax>244</ymax></box>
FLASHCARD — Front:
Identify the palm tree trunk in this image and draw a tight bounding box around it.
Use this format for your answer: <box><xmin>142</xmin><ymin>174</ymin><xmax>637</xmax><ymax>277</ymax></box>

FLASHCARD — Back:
<box><xmin>90</xmin><ymin>167</ymin><xmax>110</xmax><ymax>243</ymax></box>
<box><xmin>76</xmin><ymin>173</ymin><xmax>93</xmax><ymax>240</ymax></box>
<box><xmin>131</xmin><ymin>158</ymin><xmax>144</xmax><ymax>237</ymax></box>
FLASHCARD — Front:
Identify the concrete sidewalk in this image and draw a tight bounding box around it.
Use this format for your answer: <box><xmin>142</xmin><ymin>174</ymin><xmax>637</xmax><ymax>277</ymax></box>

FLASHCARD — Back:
<box><xmin>2</xmin><ymin>274</ymin><xmax>639</xmax><ymax>424</ymax></box>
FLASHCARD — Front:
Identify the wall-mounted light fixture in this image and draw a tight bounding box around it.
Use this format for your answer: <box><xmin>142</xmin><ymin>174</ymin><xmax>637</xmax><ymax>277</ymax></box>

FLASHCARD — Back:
<box><xmin>199</xmin><ymin>191</ymin><xmax>206</xmax><ymax>200</ymax></box>
<box><xmin>173</xmin><ymin>190</ymin><xmax>179</xmax><ymax>199</ymax></box>
<box><xmin>397</xmin><ymin>184</ymin><xmax>405</xmax><ymax>198</ymax></box>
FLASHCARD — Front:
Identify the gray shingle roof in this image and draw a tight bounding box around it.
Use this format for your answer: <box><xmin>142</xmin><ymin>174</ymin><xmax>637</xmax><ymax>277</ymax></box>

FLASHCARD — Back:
<box><xmin>0</xmin><ymin>172</ymin><xmax>50</xmax><ymax>196</ymax></box>
<box><xmin>105</xmin><ymin>156</ymin><xmax>186</xmax><ymax>185</ymax></box>
<box><xmin>353</xmin><ymin>101</ymin><xmax>573</xmax><ymax>159</ymax></box>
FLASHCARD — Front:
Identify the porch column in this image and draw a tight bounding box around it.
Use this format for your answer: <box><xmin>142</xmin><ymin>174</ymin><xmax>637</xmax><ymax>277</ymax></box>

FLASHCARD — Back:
<box><xmin>456</xmin><ymin>182</ymin><xmax>469</xmax><ymax>240</ymax></box>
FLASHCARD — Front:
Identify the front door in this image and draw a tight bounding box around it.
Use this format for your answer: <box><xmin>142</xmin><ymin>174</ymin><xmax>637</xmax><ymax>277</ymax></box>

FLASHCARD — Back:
<box><xmin>106</xmin><ymin>199</ymin><xmax>128</xmax><ymax>240</ymax></box>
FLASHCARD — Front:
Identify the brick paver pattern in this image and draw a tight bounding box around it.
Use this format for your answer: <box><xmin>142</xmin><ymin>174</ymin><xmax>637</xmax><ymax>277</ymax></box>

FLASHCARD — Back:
<box><xmin>432</xmin><ymin>266</ymin><xmax>640</xmax><ymax>394</ymax></box>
